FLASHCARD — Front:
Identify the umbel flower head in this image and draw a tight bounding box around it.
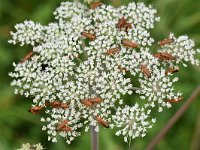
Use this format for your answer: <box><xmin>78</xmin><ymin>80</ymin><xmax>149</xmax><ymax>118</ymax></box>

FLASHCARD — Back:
<box><xmin>9</xmin><ymin>1</ymin><xmax>199</xmax><ymax>144</ymax></box>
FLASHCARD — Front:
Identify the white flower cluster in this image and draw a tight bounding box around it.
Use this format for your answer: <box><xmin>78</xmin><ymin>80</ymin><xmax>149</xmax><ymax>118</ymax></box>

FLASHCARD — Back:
<box><xmin>17</xmin><ymin>143</ymin><xmax>44</xmax><ymax>150</ymax></box>
<box><xmin>53</xmin><ymin>2</ymin><xmax>87</xmax><ymax>20</ymax></box>
<box><xmin>9</xmin><ymin>21</ymin><xmax>44</xmax><ymax>46</ymax></box>
<box><xmin>83</xmin><ymin>0</ymin><xmax>94</xmax><ymax>4</ymax></box>
<box><xmin>41</xmin><ymin>107</ymin><xmax>83</xmax><ymax>144</ymax></box>
<box><xmin>112</xmin><ymin>104</ymin><xmax>156</xmax><ymax>143</ymax></box>
<box><xmin>158</xmin><ymin>33</ymin><xmax>200</xmax><ymax>67</ymax></box>
<box><xmin>136</xmin><ymin>68</ymin><xmax>181</xmax><ymax>112</ymax></box>
<box><xmin>9</xmin><ymin>1</ymin><xmax>199</xmax><ymax>144</ymax></box>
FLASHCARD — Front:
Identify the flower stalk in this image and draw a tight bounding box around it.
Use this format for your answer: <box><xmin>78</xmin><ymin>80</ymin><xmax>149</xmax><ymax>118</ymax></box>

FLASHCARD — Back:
<box><xmin>91</xmin><ymin>125</ymin><xmax>99</xmax><ymax>150</ymax></box>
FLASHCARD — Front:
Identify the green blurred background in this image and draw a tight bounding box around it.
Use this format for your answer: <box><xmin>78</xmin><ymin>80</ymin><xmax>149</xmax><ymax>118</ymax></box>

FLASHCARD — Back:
<box><xmin>0</xmin><ymin>0</ymin><xmax>200</xmax><ymax>149</ymax></box>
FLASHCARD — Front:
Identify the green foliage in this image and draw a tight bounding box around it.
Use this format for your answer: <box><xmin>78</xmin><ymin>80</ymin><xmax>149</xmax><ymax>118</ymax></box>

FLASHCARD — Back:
<box><xmin>0</xmin><ymin>0</ymin><xmax>199</xmax><ymax>149</ymax></box>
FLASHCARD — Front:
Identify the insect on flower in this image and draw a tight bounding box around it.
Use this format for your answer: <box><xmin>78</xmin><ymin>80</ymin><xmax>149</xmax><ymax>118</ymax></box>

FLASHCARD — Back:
<box><xmin>96</xmin><ymin>116</ymin><xmax>109</xmax><ymax>128</ymax></box>
<box><xmin>122</xmin><ymin>39</ymin><xmax>138</xmax><ymax>48</ymax></box>
<box><xmin>90</xmin><ymin>2</ymin><xmax>103</xmax><ymax>9</ymax></box>
<box><xmin>154</xmin><ymin>52</ymin><xmax>175</xmax><ymax>61</ymax></box>
<box><xmin>165</xmin><ymin>68</ymin><xmax>179</xmax><ymax>75</ymax></box>
<box><xmin>81</xmin><ymin>32</ymin><xmax>96</xmax><ymax>40</ymax></box>
<box><xmin>20</xmin><ymin>51</ymin><xmax>34</xmax><ymax>64</ymax></box>
<box><xmin>61</xmin><ymin>126</ymin><xmax>72</xmax><ymax>132</ymax></box>
<box><xmin>50</xmin><ymin>101</ymin><xmax>61</xmax><ymax>108</ymax></box>
<box><xmin>105</xmin><ymin>47</ymin><xmax>120</xmax><ymax>55</ymax></box>
<box><xmin>49</xmin><ymin>101</ymin><xmax>68</xmax><ymax>109</ymax></box>
<box><xmin>56</xmin><ymin>120</ymin><xmax>71</xmax><ymax>132</ymax></box>
<box><xmin>159</xmin><ymin>38</ymin><xmax>174</xmax><ymax>46</ymax></box>
<box><xmin>60</xmin><ymin>103</ymin><xmax>69</xmax><ymax>109</ymax></box>
<box><xmin>116</xmin><ymin>17</ymin><xmax>126</xmax><ymax>29</ymax></box>
<box><xmin>165</xmin><ymin>97</ymin><xmax>183</xmax><ymax>103</ymax></box>
<box><xmin>81</xmin><ymin>99</ymin><xmax>93</xmax><ymax>107</ymax></box>
<box><xmin>88</xmin><ymin>97</ymin><xmax>103</xmax><ymax>104</ymax></box>
<box><xmin>140</xmin><ymin>64</ymin><xmax>151</xmax><ymax>78</ymax></box>
<box><xmin>116</xmin><ymin>17</ymin><xmax>132</xmax><ymax>31</ymax></box>
<box><xmin>123</xmin><ymin>23</ymin><xmax>132</xmax><ymax>32</ymax></box>
<box><xmin>41</xmin><ymin>64</ymin><xmax>49</xmax><ymax>71</ymax></box>
<box><xmin>28</xmin><ymin>106</ymin><xmax>43</xmax><ymax>114</ymax></box>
